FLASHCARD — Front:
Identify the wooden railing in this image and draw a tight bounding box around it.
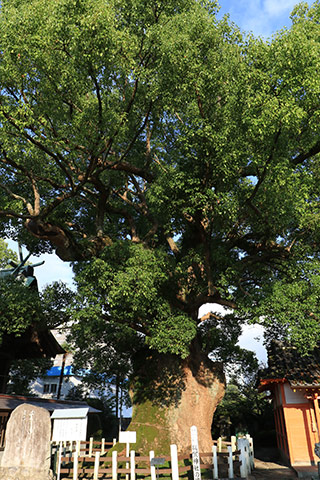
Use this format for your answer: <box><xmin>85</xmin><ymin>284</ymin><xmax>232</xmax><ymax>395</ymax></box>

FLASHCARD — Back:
<box><xmin>52</xmin><ymin>435</ymin><xmax>254</xmax><ymax>480</ymax></box>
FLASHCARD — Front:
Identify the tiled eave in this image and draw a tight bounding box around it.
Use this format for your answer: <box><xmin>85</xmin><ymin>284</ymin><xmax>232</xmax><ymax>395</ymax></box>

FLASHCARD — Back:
<box><xmin>258</xmin><ymin>378</ymin><xmax>286</xmax><ymax>392</ymax></box>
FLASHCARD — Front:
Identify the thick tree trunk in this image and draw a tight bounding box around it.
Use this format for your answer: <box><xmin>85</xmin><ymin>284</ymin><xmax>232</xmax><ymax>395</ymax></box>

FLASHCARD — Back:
<box><xmin>126</xmin><ymin>345</ymin><xmax>225</xmax><ymax>455</ymax></box>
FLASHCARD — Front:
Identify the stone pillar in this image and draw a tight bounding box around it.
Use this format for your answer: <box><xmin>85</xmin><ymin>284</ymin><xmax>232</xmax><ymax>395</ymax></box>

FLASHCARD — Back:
<box><xmin>0</xmin><ymin>403</ymin><xmax>53</xmax><ymax>480</ymax></box>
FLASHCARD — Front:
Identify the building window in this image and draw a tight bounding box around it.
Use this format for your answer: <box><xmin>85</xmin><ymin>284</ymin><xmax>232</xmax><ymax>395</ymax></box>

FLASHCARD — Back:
<box><xmin>50</xmin><ymin>384</ymin><xmax>57</xmax><ymax>394</ymax></box>
<box><xmin>43</xmin><ymin>383</ymin><xmax>57</xmax><ymax>394</ymax></box>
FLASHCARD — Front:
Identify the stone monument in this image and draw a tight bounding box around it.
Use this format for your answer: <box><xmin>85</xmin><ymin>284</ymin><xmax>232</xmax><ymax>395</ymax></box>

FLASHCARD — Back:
<box><xmin>0</xmin><ymin>403</ymin><xmax>53</xmax><ymax>480</ymax></box>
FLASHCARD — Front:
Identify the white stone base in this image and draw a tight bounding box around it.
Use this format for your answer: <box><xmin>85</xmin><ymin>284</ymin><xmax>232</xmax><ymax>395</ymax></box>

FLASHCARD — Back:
<box><xmin>0</xmin><ymin>466</ymin><xmax>54</xmax><ymax>480</ymax></box>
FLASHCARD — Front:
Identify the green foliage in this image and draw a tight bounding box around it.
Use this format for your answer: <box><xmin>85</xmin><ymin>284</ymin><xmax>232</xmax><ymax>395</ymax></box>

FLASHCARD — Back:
<box><xmin>0</xmin><ymin>239</ymin><xmax>17</xmax><ymax>268</ymax></box>
<box><xmin>0</xmin><ymin>276</ymin><xmax>42</xmax><ymax>339</ymax></box>
<box><xmin>212</xmin><ymin>374</ymin><xmax>274</xmax><ymax>443</ymax></box>
<box><xmin>73</xmin><ymin>243</ymin><xmax>196</xmax><ymax>359</ymax></box>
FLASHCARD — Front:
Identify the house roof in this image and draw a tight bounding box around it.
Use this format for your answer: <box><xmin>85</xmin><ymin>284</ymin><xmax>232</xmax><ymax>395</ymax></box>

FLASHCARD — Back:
<box><xmin>0</xmin><ymin>394</ymin><xmax>100</xmax><ymax>413</ymax></box>
<box><xmin>260</xmin><ymin>340</ymin><xmax>320</xmax><ymax>389</ymax></box>
<box><xmin>46</xmin><ymin>365</ymin><xmax>73</xmax><ymax>377</ymax></box>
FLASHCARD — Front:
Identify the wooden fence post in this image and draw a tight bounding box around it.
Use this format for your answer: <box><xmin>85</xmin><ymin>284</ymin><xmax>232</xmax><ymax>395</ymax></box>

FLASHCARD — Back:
<box><xmin>101</xmin><ymin>438</ymin><xmax>105</xmax><ymax>455</ymax></box>
<box><xmin>227</xmin><ymin>445</ymin><xmax>234</xmax><ymax>479</ymax></box>
<box><xmin>212</xmin><ymin>445</ymin><xmax>218</xmax><ymax>480</ymax></box>
<box><xmin>130</xmin><ymin>450</ymin><xmax>136</xmax><ymax>480</ymax></box>
<box><xmin>238</xmin><ymin>438</ymin><xmax>249</xmax><ymax>478</ymax></box>
<box><xmin>57</xmin><ymin>442</ymin><xmax>62</xmax><ymax>480</ymax></box>
<box><xmin>246</xmin><ymin>434</ymin><xmax>255</xmax><ymax>469</ymax></box>
<box><xmin>231</xmin><ymin>435</ymin><xmax>236</xmax><ymax>460</ymax></box>
<box><xmin>246</xmin><ymin>439</ymin><xmax>251</xmax><ymax>474</ymax></box>
<box><xmin>150</xmin><ymin>450</ymin><xmax>156</xmax><ymax>480</ymax></box>
<box><xmin>112</xmin><ymin>450</ymin><xmax>118</xmax><ymax>480</ymax></box>
<box><xmin>76</xmin><ymin>440</ymin><xmax>80</xmax><ymax>457</ymax></box>
<box><xmin>73</xmin><ymin>451</ymin><xmax>78</xmax><ymax>480</ymax></box>
<box><xmin>217</xmin><ymin>437</ymin><xmax>222</xmax><ymax>453</ymax></box>
<box><xmin>94</xmin><ymin>451</ymin><xmax>100</xmax><ymax>480</ymax></box>
<box><xmin>89</xmin><ymin>437</ymin><xmax>93</xmax><ymax>457</ymax></box>
<box><xmin>170</xmin><ymin>444</ymin><xmax>179</xmax><ymax>480</ymax></box>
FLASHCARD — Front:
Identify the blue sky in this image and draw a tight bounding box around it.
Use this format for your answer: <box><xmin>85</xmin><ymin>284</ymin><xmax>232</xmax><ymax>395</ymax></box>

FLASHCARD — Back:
<box><xmin>218</xmin><ymin>0</ymin><xmax>313</xmax><ymax>38</ymax></box>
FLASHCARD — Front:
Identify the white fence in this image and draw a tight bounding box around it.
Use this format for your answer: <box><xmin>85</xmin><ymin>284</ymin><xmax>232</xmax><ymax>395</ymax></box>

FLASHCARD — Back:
<box><xmin>52</xmin><ymin>431</ymin><xmax>254</xmax><ymax>480</ymax></box>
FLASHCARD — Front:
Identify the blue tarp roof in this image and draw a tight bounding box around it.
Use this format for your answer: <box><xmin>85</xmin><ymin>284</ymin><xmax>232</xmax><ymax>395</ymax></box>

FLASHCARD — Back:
<box><xmin>45</xmin><ymin>367</ymin><xmax>116</xmax><ymax>383</ymax></box>
<box><xmin>46</xmin><ymin>365</ymin><xmax>73</xmax><ymax>377</ymax></box>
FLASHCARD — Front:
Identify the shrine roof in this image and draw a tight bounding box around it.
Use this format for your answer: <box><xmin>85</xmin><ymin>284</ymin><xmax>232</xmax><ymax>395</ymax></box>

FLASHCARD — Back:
<box><xmin>0</xmin><ymin>325</ymin><xmax>65</xmax><ymax>360</ymax></box>
<box><xmin>0</xmin><ymin>393</ymin><xmax>100</xmax><ymax>413</ymax></box>
<box><xmin>260</xmin><ymin>340</ymin><xmax>320</xmax><ymax>388</ymax></box>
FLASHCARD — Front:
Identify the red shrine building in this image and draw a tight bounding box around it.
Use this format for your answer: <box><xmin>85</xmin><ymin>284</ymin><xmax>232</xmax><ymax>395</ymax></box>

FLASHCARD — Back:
<box><xmin>259</xmin><ymin>341</ymin><xmax>320</xmax><ymax>469</ymax></box>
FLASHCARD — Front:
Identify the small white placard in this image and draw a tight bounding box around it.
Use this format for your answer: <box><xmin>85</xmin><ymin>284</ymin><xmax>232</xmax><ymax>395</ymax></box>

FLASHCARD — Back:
<box><xmin>119</xmin><ymin>431</ymin><xmax>136</xmax><ymax>444</ymax></box>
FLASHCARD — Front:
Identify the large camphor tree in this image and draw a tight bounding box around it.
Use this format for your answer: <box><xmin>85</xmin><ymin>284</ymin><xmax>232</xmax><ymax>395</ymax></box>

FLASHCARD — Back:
<box><xmin>1</xmin><ymin>0</ymin><xmax>320</xmax><ymax>452</ymax></box>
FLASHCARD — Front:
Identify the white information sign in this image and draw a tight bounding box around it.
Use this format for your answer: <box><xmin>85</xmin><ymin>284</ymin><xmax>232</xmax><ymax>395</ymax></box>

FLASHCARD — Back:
<box><xmin>191</xmin><ymin>425</ymin><xmax>201</xmax><ymax>480</ymax></box>
<box><xmin>119</xmin><ymin>431</ymin><xmax>136</xmax><ymax>444</ymax></box>
<box><xmin>51</xmin><ymin>408</ymin><xmax>89</xmax><ymax>442</ymax></box>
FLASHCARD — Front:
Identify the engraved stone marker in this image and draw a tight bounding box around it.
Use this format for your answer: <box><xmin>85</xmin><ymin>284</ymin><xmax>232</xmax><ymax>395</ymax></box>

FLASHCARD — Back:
<box><xmin>0</xmin><ymin>403</ymin><xmax>53</xmax><ymax>480</ymax></box>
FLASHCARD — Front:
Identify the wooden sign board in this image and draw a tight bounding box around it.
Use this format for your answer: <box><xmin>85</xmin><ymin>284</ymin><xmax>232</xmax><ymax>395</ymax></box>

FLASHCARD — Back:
<box><xmin>150</xmin><ymin>457</ymin><xmax>165</xmax><ymax>466</ymax></box>
<box><xmin>191</xmin><ymin>425</ymin><xmax>201</xmax><ymax>480</ymax></box>
<box><xmin>51</xmin><ymin>408</ymin><xmax>89</xmax><ymax>442</ymax></box>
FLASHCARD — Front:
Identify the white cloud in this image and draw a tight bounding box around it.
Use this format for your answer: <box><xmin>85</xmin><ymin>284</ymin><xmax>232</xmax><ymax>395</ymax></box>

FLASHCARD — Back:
<box><xmin>264</xmin><ymin>0</ymin><xmax>298</xmax><ymax>16</ymax></box>
<box><xmin>198</xmin><ymin>303</ymin><xmax>267</xmax><ymax>363</ymax></box>
<box><xmin>218</xmin><ymin>0</ymin><xmax>312</xmax><ymax>38</ymax></box>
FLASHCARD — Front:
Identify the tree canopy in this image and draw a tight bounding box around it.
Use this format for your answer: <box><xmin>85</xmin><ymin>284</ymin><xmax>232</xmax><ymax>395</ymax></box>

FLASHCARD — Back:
<box><xmin>0</xmin><ymin>238</ymin><xmax>72</xmax><ymax>341</ymax></box>
<box><xmin>1</xmin><ymin>0</ymin><xmax>320</xmax><ymax>363</ymax></box>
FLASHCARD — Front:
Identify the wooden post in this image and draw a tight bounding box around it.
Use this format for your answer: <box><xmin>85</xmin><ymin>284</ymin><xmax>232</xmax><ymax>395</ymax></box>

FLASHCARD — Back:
<box><xmin>113</xmin><ymin>438</ymin><xmax>116</xmax><ymax>446</ymax></box>
<box><xmin>130</xmin><ymin>450</ymin><xmax>136</xmax><ymax>480</ymax></box>
<box><xmin>246</xmin><ymin>434</ymin><xmax>254</xmax><ymax>469</ymax></box>
<box><xmin>245</xmin><ymin>439</ymin><xmax>251</xmax><ymax>474</ymax></box>
<box><xmin>126</xmin><ymin>441</ymin><xmax>130</xmax><ymax>480</ymax></box>
<box><xmin>101</xmin><ymin>438</ymin><xmax>105</xmax><ymax>455</ymax></box>
<box><xmin>94</xmin><ymin>452</ymin><xmax>100</xmax><ymax>480</ymax></box>
<box><xmin>89</xmin><ymin>437</ymin><xmax>93</xmax><ymax>457</ymax></box>
<box><xmin>112</xmin><ymin>450</ymin><xmax>118</xmax><ymax>480</ymax></box>
<box><xmin>57</xmin><ymin>442</ymin><xmax>62</xmax><ymax>480</ymax></box>
<box><xmin>231</xmin><ymin>435</ymin><xmax>236</xmax><ymax>460</ymax></box>
<box><xmin>212</xmin><ymin>445</ymin><xmax>218</xmax><ymax>480</ymax></box>
<box><xmin>76</xmin><ymin>440</ymin><xmax>80</xmax><ymax>457</ymax></box>
<box><xmin>73</xmin><ymin>451</ymin><xmax>78</xmax><ymax>480</ymax></box>
<box><xmin>217</xmin><ymin>437</ymin><xmax>222</xmax><ymax>453</ymax></box>
<box><xmin>170</xmin><ymin>444</ymin><xmax>179</xmax><ymax>480</ymax></box>
<box><xmin>238</xmin><ymin>439</ymin><xmax>248</xmax><ymax>478</ymax></box>
<box><xmin>314</xmin><ymin>394</ymin><xmax>320</xmax><ymax>442</ymax></box>
<box><xmin>227</xmin><ymin>445</ymin><xmax>234</xmax><ymax>479</ymax></box>
<box><xmin>150</xmin><ymin>450</ymin><xmax>156</xmax><ymax>480</ymax></box>
<box><xmin>191</xmin><ymin>426</ymin><xmax>201</xmax><ymax>480</ymax></box>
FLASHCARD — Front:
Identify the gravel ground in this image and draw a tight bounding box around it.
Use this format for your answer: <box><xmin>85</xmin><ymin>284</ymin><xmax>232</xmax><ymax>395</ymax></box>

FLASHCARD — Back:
<box><xmin>248</xmin><ymin>458</ymin><xmax>298</xmax><ymax>479</ymax></box>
